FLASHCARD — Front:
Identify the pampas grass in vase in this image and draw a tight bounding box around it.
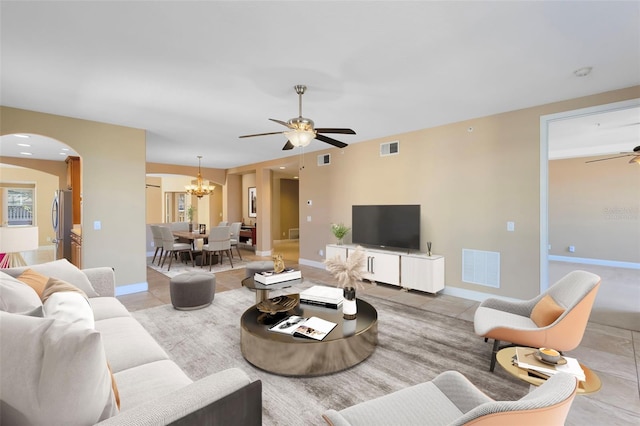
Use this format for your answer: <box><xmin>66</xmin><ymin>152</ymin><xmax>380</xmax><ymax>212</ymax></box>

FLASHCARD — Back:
<box><xmin>324</xmin><ymin>246</ymin><xmax>369</xmax><ymax>319</ymax></box>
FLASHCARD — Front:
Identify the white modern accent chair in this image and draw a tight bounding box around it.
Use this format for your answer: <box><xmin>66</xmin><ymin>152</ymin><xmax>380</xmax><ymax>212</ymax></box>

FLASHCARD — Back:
<box><xmin>322</xmin><ymin>370</ymin><xmax>578</xmax><ymax>426</ymax></box>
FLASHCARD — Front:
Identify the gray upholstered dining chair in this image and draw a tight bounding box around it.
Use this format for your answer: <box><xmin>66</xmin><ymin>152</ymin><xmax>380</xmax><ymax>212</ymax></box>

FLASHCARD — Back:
<box><xmin>229</xmin><ymin>222</ymin><xmax>243</xmax><ymax>260</ymax></box>
<box><xmin>202</xmin><ymin>226</ymin><xmax>233</xmax><ymax>270</ymax></box>
<box><xmin>218</xmin><ymin>221</ymin><xmax>229</xmax><ymax>227</ymax></box>
<box><xmin>149</xmin><ymin>225</ymin><xmax>164</xmax><ymax>265</ymax></box>
<box><xmin>322</xmin><ymin>370</ymin><xmax>578</xmax><ymax>426</ymax></box>
<box><xmin>159</xmin><ymin>225</ymin><xmax>194</xmax><ymax>271</ymax></box>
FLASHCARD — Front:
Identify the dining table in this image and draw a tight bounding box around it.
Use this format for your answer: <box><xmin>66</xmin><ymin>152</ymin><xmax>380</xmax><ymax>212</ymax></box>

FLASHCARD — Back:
<box><xmin>172</xmin><ymin>230</ymin><xmax>209</xmax><ymax>249</ymax></box>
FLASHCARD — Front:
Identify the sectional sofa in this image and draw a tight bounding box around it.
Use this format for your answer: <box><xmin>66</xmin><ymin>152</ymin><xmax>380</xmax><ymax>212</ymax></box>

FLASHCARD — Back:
<box><xmin>0</xmin><ymin>259</ymin><xmax>262</xmax><ymax>425</ymax></box>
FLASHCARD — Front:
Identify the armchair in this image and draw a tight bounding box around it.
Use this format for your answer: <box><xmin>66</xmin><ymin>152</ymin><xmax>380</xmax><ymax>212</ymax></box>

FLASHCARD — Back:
<box><xmin>322</xmin><ymin>370</ymin><xmax>578</xmax><ymax>426</ymax></box>
<box><xmin>474</xmin><ymin>270</ymin><xmax>600</xmax><ymax>371</ymax></box>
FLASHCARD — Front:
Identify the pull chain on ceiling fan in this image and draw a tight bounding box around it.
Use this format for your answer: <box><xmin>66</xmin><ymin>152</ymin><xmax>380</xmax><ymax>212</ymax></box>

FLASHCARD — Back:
<box><xmin>239</xmin><ymin>85</ymin><xmax>356</xmax><ymax>151</ymax></box>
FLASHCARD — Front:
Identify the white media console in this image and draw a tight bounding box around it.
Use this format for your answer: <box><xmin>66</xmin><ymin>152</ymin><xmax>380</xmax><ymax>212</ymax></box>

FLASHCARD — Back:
<box><xmin>325</xmin><ymin>244</ymin><xmax>445</xmax><ymax>293</ymax></box>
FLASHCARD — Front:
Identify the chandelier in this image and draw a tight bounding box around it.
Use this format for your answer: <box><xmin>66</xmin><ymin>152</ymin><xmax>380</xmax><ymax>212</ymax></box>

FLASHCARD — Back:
<box><xmin>185</xmin><ymin>156</ymin><xmax>214</xmax><ymax>198</ymax></box>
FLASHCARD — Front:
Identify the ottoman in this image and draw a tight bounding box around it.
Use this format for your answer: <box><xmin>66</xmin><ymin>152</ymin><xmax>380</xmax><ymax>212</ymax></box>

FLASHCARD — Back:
<box><xmin>245</xmin><ymin>260</ymin><xmax>275</xmax><ymax>278</ymax></box>
<box><xmin>170</xmin><ymin>272</ymin><xmax>216</xmax><ymax>310</ymax></box>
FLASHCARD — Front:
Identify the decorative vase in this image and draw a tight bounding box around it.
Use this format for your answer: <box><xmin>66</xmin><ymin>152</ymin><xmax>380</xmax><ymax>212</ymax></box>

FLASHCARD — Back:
<box><xmin>343</xmin><ymin>286</ymin><xmax>357</xmax><ymax>320</ymax></box>
<box><xmin>337</xmin><ymin>238</ymin><xmax>344</xmax><ymax>245</ymax></box>
<box><xmin>188</xmin><ymin>223</ymin><xmax>193</xmax><ymax>232</ymax></box>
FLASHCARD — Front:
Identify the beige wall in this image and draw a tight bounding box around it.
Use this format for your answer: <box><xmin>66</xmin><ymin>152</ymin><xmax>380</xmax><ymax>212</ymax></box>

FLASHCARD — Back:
<box><xmin>0</xmin><ymin>164</ymin><xmax>59</xmax><ymax>245</ymax></box>
<box><xmin>549</xmin><ymin>156</ymin><xmax>639</xmax><ymax>262</ymax></box>
<box><xmin>1</xmin><ymin>106</ymin><xmax>146</xmax><ymax>288</ymax></box>
<box><xmin>296</xmin><ymin>86</ymin><xmax>640</xmax><ymax>300</ymax></box>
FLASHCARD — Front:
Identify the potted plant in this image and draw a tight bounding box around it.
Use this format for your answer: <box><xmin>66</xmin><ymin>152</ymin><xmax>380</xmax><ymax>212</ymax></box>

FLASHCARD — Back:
<box><xmin>187</xmin><ymin>205</ymin><xmax>196</xmax><ymax>232</ymax></box>
<box><xmin>330</xmin><ymin>223</ymin><xmax>350</xmax><ymax>245</ymax></box>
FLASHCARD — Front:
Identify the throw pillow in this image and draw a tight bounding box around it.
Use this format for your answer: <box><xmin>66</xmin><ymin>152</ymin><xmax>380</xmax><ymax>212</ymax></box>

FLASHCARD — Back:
<box><xmin>530</xmin><ymin>294</ymin><xmax>565</xmax><ymax>327</ymax></box>
<box><xmin>16</xmin><ymin>269</ymin><xmax>49</xmax><ymax>298</ymax></box>
<box><xmin>0</xmin><ymin>311</ymin><xmax>119</xmax><ymax>424</ymax></box>
<box><xmin>41</xmin><ymin>276</ymin><xmax>88</xmax><ymax>304</ymax></box>
<box><xmin>0</xmin><ymin>272</ymin><xmax>42</xmax><ymax>314</ymax></box>
<box><xmin>43</xmin><ymin>290</ymin><xmax>95</xmax><ymax>330</ymax></box>
<box><xmin>4</xmin><ymin>259</ymin><xmax>99</xmax><ymax>297</ymax></box>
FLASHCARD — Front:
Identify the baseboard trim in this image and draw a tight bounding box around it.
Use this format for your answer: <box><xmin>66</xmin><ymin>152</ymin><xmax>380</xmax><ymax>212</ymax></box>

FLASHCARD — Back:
<box><xmin>115</xmin><ymin>282</ymin><xmax>148</xmax><ymax>296</ymax></box>
<box><xmin>256</xmin><ymin>249</ymin><xmax>272</xmax><ymax>257</ymax></box>
<box><xmin>441</xmin><ymin>286</ymin><xmax>522</xmax><ymax>303</ymax></box>
<box><xmin>549</xmin><ymin>255</ymin><xmax>640</xmax><ymax>270</ymax></box>
<box><xmin>299</xmin><ymin>258</ymin><xmax>326</xmax><ymax>269</ymax></box>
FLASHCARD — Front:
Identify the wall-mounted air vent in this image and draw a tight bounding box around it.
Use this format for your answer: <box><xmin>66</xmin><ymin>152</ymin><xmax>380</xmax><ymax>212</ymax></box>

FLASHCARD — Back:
<box><xmin>317</xmin><ymin>153</ymin><xmax>331</xmax><ymax>166</ymax></box>
<box><xmin>462</xmin><ymin>249</ymin><xmax>500</xmax><ymax>288</ymax></box>
<box><xmin>380</xmin><ymin>141</ymin><xmax>399</xmax><ymax>157</ymax></box>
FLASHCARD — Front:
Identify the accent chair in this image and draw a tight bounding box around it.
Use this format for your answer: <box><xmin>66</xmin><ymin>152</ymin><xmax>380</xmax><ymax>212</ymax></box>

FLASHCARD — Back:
<box><xmin>322</xmin><ymin>370</ymin><xmax>578</xmax><ymax>426</ymax></box>
<box><xmin>474</xmin><ymin>270</ymin><xmax>601</xmax><ymax>371</ymax></box>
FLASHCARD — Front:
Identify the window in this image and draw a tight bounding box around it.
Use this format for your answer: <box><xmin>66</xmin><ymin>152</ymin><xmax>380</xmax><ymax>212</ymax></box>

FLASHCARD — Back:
<box><xmin>6</xmin><ymin>188</ymin><xmax>34</xmax><ymax>226</ymax></box>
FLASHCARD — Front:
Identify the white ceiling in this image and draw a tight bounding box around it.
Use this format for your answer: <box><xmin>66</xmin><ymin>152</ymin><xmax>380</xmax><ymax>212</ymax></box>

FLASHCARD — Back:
<box><xmin>1</xmin><ymin>1</ymin><xmax>639</xmax><ymax>168</ymax></box>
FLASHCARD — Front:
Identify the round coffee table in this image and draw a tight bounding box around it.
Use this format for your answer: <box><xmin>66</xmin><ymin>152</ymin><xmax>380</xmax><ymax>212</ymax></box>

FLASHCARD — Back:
<box><xmin>240</xmin><ymin>297</ymin><xmax>378</xmax><ymax>376</ymax></box>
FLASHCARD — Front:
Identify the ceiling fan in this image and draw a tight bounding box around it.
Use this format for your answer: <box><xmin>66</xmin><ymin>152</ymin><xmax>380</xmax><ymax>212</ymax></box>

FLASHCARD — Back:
<box><xmin>585</xmin><ymin>145</ymin><xmax>640</xmax><ymax>164</ymax></box>
<box><xmin>239</xmin><ymin>85</ymin><xmax>356</xmax><ymax>150</ymax></box>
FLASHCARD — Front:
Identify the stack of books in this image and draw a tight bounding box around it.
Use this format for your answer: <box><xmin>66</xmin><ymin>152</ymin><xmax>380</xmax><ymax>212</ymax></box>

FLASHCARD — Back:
<box><xmin>514</xmin><ymin>347</ymin><xmax>586</xmax><ymax>382</ymax></box>
<box><xmin>299</xmin><ymin>286</ymin><xmax>344</xmax><ymax>309</ymax></box>
<box><xmin>254</xmin><ymin>269</ymin><xmax>301</xmax><ymax>285</ymax></box>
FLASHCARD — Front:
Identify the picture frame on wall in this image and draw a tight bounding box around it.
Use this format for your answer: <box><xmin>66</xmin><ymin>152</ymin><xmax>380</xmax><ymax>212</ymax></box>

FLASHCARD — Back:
<box><xmin>248</xmin><ymin>187</ymin><xmax>257</xmax><ymax>217</ymax></box>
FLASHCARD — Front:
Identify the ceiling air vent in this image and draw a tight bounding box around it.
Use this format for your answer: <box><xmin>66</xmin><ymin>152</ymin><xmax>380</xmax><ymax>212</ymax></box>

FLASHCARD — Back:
<box><xmin>380</xmin><ymin>141</ymin><xmax>399</xmax><ymax>157</ymax></box>
<box><xmin>317</xmin><ymin>153</ymin><xmax>331</xmax><ymax>166</ymax></box>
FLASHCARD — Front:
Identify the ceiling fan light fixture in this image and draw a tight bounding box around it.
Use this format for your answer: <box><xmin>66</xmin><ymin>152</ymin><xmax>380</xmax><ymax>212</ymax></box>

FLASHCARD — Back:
<box><xmin>285</xmin><ymin>129</ymin><xmax>315</xmax><ymax>147</ymax></box>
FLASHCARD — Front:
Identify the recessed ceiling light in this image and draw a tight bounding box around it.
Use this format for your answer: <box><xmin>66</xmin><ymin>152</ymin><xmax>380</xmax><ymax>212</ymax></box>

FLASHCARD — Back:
<box><xmin>14</xmin><ymin>134</ymin><xmax>30</xmax><ymax>138</ymax></box>
<box><xmin>573</xmin><ymin>67</ymin><xmax>593</xmax><ymax>77</ymax></box>
<box><xmin>293</xmin><ymin>176</ymin><xmax>299</xmax><ymax>179</ymax></box>
<box><xmin>17</xmin><ymin>143</ymin><xmax>31</xmax><ymax>147</ymax></box>
<box><xmin>59</xmin><ymin>152</ymin><xmax>67</xmax><ymax>156</ymax></box>
<box><xmin>61</xmin><ymin>148</ymin><xmax>69</xmax><ymax>151</ymax></box>
<box><xmin>279</xmin><ymin>166</ymin><xmax>286</xmax><ymax>169</ymax></box>
<box><xmin>20</xmin><ymin>152</ymin><xmax>33</xmax><ymax>156</ymax></box>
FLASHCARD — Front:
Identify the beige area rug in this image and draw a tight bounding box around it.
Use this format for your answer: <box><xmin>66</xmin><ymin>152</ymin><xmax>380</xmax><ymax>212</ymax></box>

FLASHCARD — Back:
<box><xmin>132</xmin><ymin>286</ymin><xmax>527</xmax><ymax>425</ymax></box>
<box><xmin>146</xmin><ymin>253</ymin><xmax>248</xmax><ymax>279</ymax></box>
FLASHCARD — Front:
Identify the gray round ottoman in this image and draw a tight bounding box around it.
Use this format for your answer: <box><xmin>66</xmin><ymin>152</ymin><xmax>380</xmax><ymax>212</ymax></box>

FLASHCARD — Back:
<box><xmin>245</xmin><ymin>260</ymin><xmax>275</xmax><ymax>278</ymax></box>
<box><xmin>170</xmin><ymin>272</ymin><xmax>216</xmax><ymax>310</ymax></box>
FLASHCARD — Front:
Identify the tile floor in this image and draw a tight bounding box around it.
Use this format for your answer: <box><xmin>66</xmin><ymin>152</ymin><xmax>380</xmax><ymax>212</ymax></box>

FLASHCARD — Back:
<box><xmin>25</xmin><ymin>243</ymin><xmax>640</xmax><ymax>424</ymax></box>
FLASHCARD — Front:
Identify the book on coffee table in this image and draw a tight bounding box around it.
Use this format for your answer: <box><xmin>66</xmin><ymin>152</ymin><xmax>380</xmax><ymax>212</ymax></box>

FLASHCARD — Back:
<box><xmin>299</xmin><ymin>285</ymin><xmax>343</xmax><ymax>309</ymax></box>
<box><xmin>514</xmin><ymin>347</ymin><xmax>585</xmax><ymax>381</ymax></box>
<box><xmin>254</xmin><ymin>269</ymin><xmax>302</xmax><ymax>285</ymax></box>
<box><xmin>268</xmin><ymin>315</ymin><xmax>337</xmax><ymax>341</ymax></box>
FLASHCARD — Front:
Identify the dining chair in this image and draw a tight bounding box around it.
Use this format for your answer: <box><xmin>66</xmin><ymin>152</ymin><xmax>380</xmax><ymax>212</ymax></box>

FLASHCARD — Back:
<box><xmin>229</xmin><ymin>222</ymin><xmax>243</xmax><ymax>260</ymax></box>
<box><xmin>218</xmin><ymin>221</ymin><xmax>229</xmax><ymax>227</ymax></box>
<box><xmin>149</xmin><ymin>225</ymin><xmax>164</xmax><ymax>265</ymax></box>
<box><xmin>159</xmin><ymin>225</ymin><xmax>194</xmax><ymax>271</ymax></box>
<box><xmin>202</xmin><ymin>226</ymin><xmax>233</xmax><ymax>270</ymax></box>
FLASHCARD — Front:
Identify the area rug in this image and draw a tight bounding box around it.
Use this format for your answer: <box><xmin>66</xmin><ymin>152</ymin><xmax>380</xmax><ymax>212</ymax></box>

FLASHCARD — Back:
<box><xmin>146</xmin><ymin>254</ymin><xmax>248</xmax><ymax>279</ymax></box>
<box><xmin>132</xmin><ymin>286</ymin><xmax>528</xmax><ymax>425</ymax></box>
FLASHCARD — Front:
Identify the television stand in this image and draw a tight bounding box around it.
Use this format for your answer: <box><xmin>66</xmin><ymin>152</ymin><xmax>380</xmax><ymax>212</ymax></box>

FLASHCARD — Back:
<box><xmin>325</xmin><ymin>244</ymin><xmax>445</xmax><ymax>294</ymax></box>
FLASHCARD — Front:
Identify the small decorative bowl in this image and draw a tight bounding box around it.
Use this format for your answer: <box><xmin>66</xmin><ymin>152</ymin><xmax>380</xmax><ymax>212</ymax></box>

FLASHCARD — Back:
<box><xmin>538</xmin><ymin>347</ymin><xmax>561</xmax><ymax>363</ymax></box>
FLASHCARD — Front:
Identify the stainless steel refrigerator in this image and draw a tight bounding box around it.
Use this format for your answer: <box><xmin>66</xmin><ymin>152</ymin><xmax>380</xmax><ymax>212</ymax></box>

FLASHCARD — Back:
<box><xmin>51</xmin><ymin>189</ymin><xmax>73</xmax><ymax>261</ymax></box>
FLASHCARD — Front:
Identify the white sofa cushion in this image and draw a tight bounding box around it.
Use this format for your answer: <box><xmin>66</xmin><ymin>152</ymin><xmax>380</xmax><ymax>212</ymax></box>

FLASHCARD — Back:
<box><xmin>0</xmin><ymin>311</ymin><xmax>118</xmax><ymax>425</ymax></box>
<box><xmin>90</xmin><ymin>296</ymin><xmax>132</xmax><ymax>321</ymax></box>
<box><xmin>114</xmin><ymin>360</ymin><xmax>192</xmax><ymax>412</ymax></box>
<box><xmin>96</xmin><ymin>316</ymin><xmax>170</xmax><ymax>373</ymax></box>
<box><xmin>0</xmin><ymin>271</ymin><xmax>42</xmax><ymax>313</ymax></box>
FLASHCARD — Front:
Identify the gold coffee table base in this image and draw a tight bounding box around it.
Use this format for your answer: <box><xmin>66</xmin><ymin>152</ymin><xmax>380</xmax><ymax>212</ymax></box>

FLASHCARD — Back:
<box><xmin>496</xmin><ymin>347</ymin><xmax>602</xmax><ymax>394</ymax></box>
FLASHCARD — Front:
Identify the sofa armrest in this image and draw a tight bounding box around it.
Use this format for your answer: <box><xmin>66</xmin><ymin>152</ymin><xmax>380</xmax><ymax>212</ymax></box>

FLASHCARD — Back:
<box><xmin>95</xmin><ymin>368</ymin><xmax>261</xmax><ymax>426</ymax></box>
<box><xmin>82</xmin><ymin>267</ymin><xmax>116</xmax><ymax>297</ymax></box>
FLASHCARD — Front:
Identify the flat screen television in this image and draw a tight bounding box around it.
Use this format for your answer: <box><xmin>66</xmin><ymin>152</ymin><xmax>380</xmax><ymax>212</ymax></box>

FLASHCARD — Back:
<box><xmin>352</xmin><ymin>205</ymin><xmax>420</xmax><ymax>251</ymax></box>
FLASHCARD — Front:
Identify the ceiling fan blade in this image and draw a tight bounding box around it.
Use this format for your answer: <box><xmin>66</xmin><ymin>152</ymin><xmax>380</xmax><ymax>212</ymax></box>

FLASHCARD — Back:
<box><xmin>315</xmin><ymin>128</ymin><xmax>356</xmax><ymax>135</ymax></box>
<box><xmin>269</xmin><ymin>118</ymin><xmax>295</xmax><ymax>129</ymax></box>
<box><xmin>239</xmin><ymin>131</ymin><xmax>284</xmax><ymax>138</ymax></box>
<box><xmin>315</xmin><ymin>133</ymin><xmax>348</xmax><ymax>148</ymax></box>
<box><xmin>282</xmin><ymin>141</ymin><xmax>294</xmax><ymax>150</ymax></box>
<box><xmin>585</xmin><ymin>153</ymin><xmax>633</xmax><ymax>163</ymax></box>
